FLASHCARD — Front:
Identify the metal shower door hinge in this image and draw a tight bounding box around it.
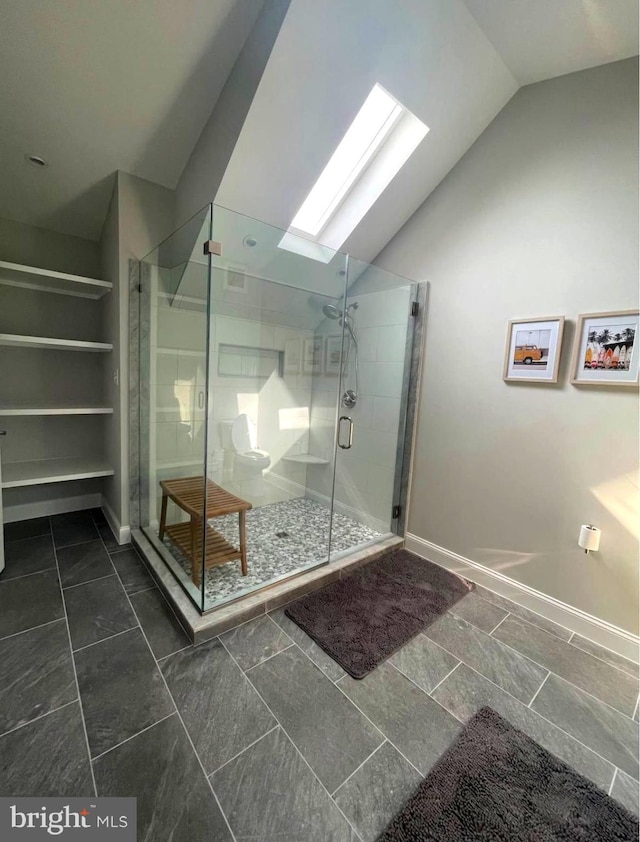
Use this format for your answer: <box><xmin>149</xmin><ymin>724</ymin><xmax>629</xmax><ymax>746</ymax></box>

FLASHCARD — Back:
<box><xmin>203</xmin><ymin>240</ymin><xmax>222</xmax><ymax>256</ymax></box>
<box><xmin>411</xmin><ymin>301</ymin><xmax>419</xmax><ymax>316</ymax></box>
<box><xmin>392</xmin><ymin>504</ymin><xmax>401</xmax><ymax>519</ymax></box>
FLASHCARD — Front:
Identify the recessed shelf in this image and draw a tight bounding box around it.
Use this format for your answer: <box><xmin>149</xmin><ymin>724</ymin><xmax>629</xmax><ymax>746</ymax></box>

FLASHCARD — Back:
<box><xmin>0</xmin><ymin>334</ymin><xmax>113</xmax><ymax>352</ymax></box>
<box><xmin>2</xmin><ymin>457</ymin><xmax>115</xmax><ymax>488</ymax></box>
<box><xmin>0</xmin><ymin>405</ymin><xmax>113</xmax><ymax>416</ymax></box>
<box><xmin>282</xmin><ymin>454</ymin><xmax>329</xmax><ymax>465</ymax></box>
<box><xmin>0</xmin><ymin>260</ymin><xmax>112</xmax><ymax>299</ymax></box>
<box><xmin>157</xmin><ymin>459</ymin><xmax>204</xmax><ymax>470</ymax></box>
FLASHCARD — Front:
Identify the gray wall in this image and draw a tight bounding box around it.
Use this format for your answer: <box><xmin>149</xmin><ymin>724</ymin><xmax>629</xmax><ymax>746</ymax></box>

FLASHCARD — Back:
<box><xmin>99</xmin><ymin>171</ymin><xmax>175</xmax><ymax>531</ymax></box>
<box><xmin>376</xmin><ymin>58</ymin><xmax>639</xmax><ymax>633</ymax></box>
<box><xmin>174</xmin><ymin>0</ymin><xmax>290</xmax><ymax>228</ymax></box>
<box><xmin>0</xmin><ymin>215</ymin><xmax>100</xmax><ymax>277</ymax></box>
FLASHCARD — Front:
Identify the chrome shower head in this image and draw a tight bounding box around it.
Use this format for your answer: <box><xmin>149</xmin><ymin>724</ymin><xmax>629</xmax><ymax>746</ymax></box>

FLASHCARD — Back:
<box><xmin>322</xmin><ymin>304</ymin><xmax>342</xmax><ymax>320</ymax></box>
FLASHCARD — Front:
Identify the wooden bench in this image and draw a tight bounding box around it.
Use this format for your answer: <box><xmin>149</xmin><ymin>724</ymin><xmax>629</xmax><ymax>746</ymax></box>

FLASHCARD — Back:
<box><xmin>158</xmin><ymin>476</ymin><xmax>252</xmax><ymax>587</ymax></box>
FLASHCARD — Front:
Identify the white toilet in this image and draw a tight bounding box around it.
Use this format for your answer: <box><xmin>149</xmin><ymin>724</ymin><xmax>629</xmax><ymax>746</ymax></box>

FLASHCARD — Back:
<box><xmin>220</xmin><ymin>415</ymin><xmax>271</xmax><ymax>498</ymax></box>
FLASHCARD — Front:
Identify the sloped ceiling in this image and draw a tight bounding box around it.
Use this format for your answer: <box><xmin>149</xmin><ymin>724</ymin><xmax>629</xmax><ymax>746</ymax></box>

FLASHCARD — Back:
<box><xmin>0</xmin><ymin>0</ymin><xmax>636</xmax><ymax>255</ymax></box>
<box><xmin>463</xmin><ymin>0</ymin><xmax>639</xmax><ymax>84</ymax></box>
<box><xmin>0</xmin><ymin>0</ymin><xmax>263</xmax><ymax>240</ymax></box>
<box><xmin>217</xmin><ymin>0</ymin><xmax>638</xmax><ymax>266</ymax></box>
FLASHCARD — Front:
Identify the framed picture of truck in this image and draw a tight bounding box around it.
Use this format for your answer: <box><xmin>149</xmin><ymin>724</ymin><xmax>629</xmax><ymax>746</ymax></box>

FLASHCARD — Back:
<box><xmin>503</xmin><ymin>316</ymin><xmax>565</xmax><ymax>383</ymax></box>
<box><xmin>570</xmin><ymin>310</ymin><xmax>639</xmax><ymax>387</ymax></box>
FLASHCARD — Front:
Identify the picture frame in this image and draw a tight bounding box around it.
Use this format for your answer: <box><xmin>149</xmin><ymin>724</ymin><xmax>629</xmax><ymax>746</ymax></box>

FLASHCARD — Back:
<box><xmin>283</xmin><ymin>338</ymin><xmax>300</xmax><ymax>374</ymax></box>
<box><xmin>503</xmin><ymin>316</ymin><xmax>565</xmax><ymax>384</ymax></box>
<box><xmin>570</xmin><ymin>310</ymin><xmax>639</xmax><ymax>387</ymax></box>
<box><xmin>324</xmin><ymin>335</ymin><xmax>343</xmax><ymax>376</ymax></box>
<box><xmin>302</xmin><ymin>337</ymin><xmax>322</xmax><ymax>374</ymax></box>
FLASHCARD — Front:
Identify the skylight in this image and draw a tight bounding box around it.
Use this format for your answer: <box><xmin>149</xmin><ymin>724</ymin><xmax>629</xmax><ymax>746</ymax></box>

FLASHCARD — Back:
<box><xmin>281</xmin><ymin>84</ymin><xmax>429</xmax><ymax>261</ymax></box>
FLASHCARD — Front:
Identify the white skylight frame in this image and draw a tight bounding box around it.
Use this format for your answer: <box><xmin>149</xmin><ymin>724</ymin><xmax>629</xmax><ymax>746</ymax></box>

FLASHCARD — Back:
<box><xmin>281</xmin><ymin>83</ymin><xmax>429</xmax><ymax>262</ymax></box>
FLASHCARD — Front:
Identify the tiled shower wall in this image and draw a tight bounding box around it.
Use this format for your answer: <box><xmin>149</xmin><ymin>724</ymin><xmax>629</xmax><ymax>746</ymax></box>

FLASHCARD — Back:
<box><xmin>306</xmin><ymin>286</ymin><xmax>412</xmax><ymax>533</ymax></box>
<box><xmin>150</xmin><ymin>286</ymin><xmax>314</xmax><ymax>517</ymax></box>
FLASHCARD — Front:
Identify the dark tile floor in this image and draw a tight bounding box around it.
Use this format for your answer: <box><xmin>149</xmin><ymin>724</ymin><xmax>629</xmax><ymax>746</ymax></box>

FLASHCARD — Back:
<box><xmin>0</xmin><ymin>508</ymin><xmax>638</xmax><ymax>841</ymax></box>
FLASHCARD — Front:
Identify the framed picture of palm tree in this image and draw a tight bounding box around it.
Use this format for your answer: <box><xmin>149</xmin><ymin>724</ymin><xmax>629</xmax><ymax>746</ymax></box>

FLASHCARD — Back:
<box><xmin>503</xmin><ymin>316</ymin><xmax>565</xmax><ymax>383</ymax></box>
<box><xmin>571</xmin><ymin>310</ymin><xmax>639</xmax><ymax>387</ymax></box>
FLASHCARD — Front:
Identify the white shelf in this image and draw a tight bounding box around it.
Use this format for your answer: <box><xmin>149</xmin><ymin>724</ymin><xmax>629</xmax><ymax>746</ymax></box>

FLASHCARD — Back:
<box><xmin>0</xmin><ymin>405</ymin><xmax>113</xmax><ymax>416</ymax></box>
<box><xmin>2</xmin><ymin>457</ymin><xmax>115</xmax><ymax>488</ymax></box>
<box><xmin>0</xmin><ymin>333</ymin><xmax>113</xmax><ymax>352</ymax></box>
<box><xmin>0</xmin><ymin>260</ymin><xmax>112</xmax><ymax>299</ymax></box>
<box><xmin>282</xmin><ymin>454</ymin><xmax>330</xmax><ymax>465</ymax></box>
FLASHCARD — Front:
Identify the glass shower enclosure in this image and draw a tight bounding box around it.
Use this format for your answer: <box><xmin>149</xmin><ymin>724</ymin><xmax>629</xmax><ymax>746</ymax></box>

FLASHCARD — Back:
<box><xmin>138</xmin><ymin>204</ymin><xmax>418</xmax><ymax>613</ymax></box>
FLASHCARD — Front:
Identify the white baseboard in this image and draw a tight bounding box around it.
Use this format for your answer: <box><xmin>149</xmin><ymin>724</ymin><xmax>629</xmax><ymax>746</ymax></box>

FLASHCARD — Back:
<box><xmin>3</xmin><ymin>493</ymin><xmax>102</xmax><ymax>523</ymax></box>
<box><xmin>405</xmin><ymin>533</ymin><xmax>640</xmax><ymax>664</ymax></box>
<box><xmin>101</xmin><ymin>496</ymin><xmax>131</xmax><ymax>546</ymax></box>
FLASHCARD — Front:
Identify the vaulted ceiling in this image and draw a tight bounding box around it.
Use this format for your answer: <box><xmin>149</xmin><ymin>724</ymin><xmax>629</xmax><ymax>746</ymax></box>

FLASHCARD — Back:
<box><xmin>0</xmin><ymin>0</ymin><xmax>263</xmax><ymax>240</ymax></box>
<box><xmin>0</xmin><ymin>0</ymin><xmax>637</xmax><ymax>255</ymax></box>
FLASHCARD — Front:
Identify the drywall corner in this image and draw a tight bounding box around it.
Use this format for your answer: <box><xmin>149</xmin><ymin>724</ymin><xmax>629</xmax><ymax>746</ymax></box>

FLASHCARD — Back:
<box><xmin>99</xmin><ymin>171</ymin><xmax>175</xmax><ymax>533</ymax></box>
<box><xmin>174</xmin><ymin>0</ymin><xmax>291</xmax><ymax>227</ymax></box>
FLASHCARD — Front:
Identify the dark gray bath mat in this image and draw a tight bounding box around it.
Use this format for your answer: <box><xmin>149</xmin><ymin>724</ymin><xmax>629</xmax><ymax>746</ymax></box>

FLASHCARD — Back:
<box><xmin>284</xmin><ymin>549</ymin><xmax>472</xmax><ymax>678</ymax></box>
<box><xmin>377</xmin><ymin>707</ymin><xmax>639</xmax><ymax>841</ymax></box>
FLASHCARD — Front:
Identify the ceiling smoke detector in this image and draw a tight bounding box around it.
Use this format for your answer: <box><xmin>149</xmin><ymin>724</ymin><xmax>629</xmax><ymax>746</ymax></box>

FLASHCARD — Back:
<box><xmin>24</xmin><ymin>154</ymin><xmax>47</xmax><ymax>168</ymax></box>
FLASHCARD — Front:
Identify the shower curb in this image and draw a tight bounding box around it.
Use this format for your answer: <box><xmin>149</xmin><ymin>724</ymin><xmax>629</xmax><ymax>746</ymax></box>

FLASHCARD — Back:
<box><xmin>131</xmin><ymin>529</ymin><xmax>403</xmax><ymax>644</ymax></box>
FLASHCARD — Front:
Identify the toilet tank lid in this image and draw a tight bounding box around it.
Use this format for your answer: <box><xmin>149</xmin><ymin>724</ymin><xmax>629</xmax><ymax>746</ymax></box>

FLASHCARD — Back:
<box><xmin>231</xmin><ymin>414</ymin><xmax>256</xmax><ymax>451</ymax></box>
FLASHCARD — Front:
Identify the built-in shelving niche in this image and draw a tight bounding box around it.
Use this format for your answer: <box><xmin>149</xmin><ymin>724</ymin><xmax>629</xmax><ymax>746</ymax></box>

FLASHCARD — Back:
<box><xmin>0</xmin><ymin>261</ymin><xmax>114</xmax><ymax>513</ymax></box>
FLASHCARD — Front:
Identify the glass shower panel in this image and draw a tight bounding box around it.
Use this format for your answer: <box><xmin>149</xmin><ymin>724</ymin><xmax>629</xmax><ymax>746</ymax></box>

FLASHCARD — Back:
<box><xmin>330</xmin><ymin>258</ymin><xmax>417</xmax><ymax>556</ymax></box>
<box><xmin>201</xmin><ymin>205</ymin><xmax>348</xmax><ymax>610</ymax></box>
<box><xmin>139</xmin><ymin>206</ymin><xmax>213</xmax><ymax>612</ymax></box>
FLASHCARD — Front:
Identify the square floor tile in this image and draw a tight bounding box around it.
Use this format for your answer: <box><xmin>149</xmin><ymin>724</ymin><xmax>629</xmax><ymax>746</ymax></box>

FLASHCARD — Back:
<box><xmin>212</xmin><ymin>727</ymin><xmax>352</xmax><ymax>841</ymax></box>
<box><xmin>57</xmin><ymin>540</ymin><xmax>114</xmax><ymax>588</ymax></box>
<box><xmin>51</xmin><ymin>512</ymin><xmax>99</xmax><ymax>548</ymax></box>
<box><xmin>0</xmin><ymin>702</ymin><xmax>93</xmax><ymax>796</ymax></box>
<box><xmin>2</xmin><ymin>534</ymin><xmax>56</xmax><ymax>581</ymax></box>
<box><xmin>64</xmin><ymin>576</ymin><xmax>137</xmax><ymax>650</ymax></box>
<box><xmin>161</xmin><ymin>638</ymin><xmax>275</xmax><ymax>774</ymax></box>
<box><xmin>131</xmin><ymin>588</ymin><xmax>190</xmax><ymax>660</ymax></box>
<box><xmin>94</xmin><ymin>714</ymin><xmax>232</xmax><ymax>842</ymax></box>
<box><xmin>75</xmin><ymin>627</ymin><xmax>174</xmax><ymax>758</ymax></box>
<box><xmin>0</xmin><ymin>569</ymin><xmax>63</xmax><ymax>639</ymax></box>
<box><xmin>0</xmin><ymin>619</ymin><xmax>76</xmax><ymax>734</ymax></box>
<box><xmin>4</xmin><ymin>516</ymin><xmax>51</xmax><ymax>543</ymax></box>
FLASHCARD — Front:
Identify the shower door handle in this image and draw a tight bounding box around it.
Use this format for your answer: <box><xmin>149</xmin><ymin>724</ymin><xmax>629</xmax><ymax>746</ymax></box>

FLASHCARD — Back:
<box><xmin>338</xmin><ymin>416</ymin><xmax>353</xmax><ymax>450</ymax></box>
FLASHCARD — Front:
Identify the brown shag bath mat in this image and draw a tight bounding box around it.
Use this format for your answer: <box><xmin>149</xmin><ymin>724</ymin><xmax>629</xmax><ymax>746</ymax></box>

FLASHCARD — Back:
<box><xmin>284</xmin><ymin>549</ymin><xmax>472</xmax><ymax>678</ymax></box>
<box><xmin>377</xmin><ymin>706</ymin><xmax>638</xmax><ymax>841</ymax></box>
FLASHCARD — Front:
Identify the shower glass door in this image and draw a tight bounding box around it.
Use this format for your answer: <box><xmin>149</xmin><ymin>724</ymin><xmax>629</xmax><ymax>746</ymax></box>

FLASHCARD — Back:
<box><xmin>139</xmin><ymin>204</ymin><xmax>419</xmax><ymax>614</ymax></box>
<box><xmin>201</xmin><ymin>205</ymin><xmax>348</xmax><ymax>610</ymax></box>
<box><xmin>329</xmin><ymin>258</ymin><xmax>417</xmax><ymax>556</ymax></box>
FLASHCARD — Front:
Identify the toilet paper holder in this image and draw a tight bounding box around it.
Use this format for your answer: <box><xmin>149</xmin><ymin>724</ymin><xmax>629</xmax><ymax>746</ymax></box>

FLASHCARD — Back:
<box><xmin>578</xmin><ymin>524</ymin><xmax>601</xmax><ymax>554</ymax></box>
